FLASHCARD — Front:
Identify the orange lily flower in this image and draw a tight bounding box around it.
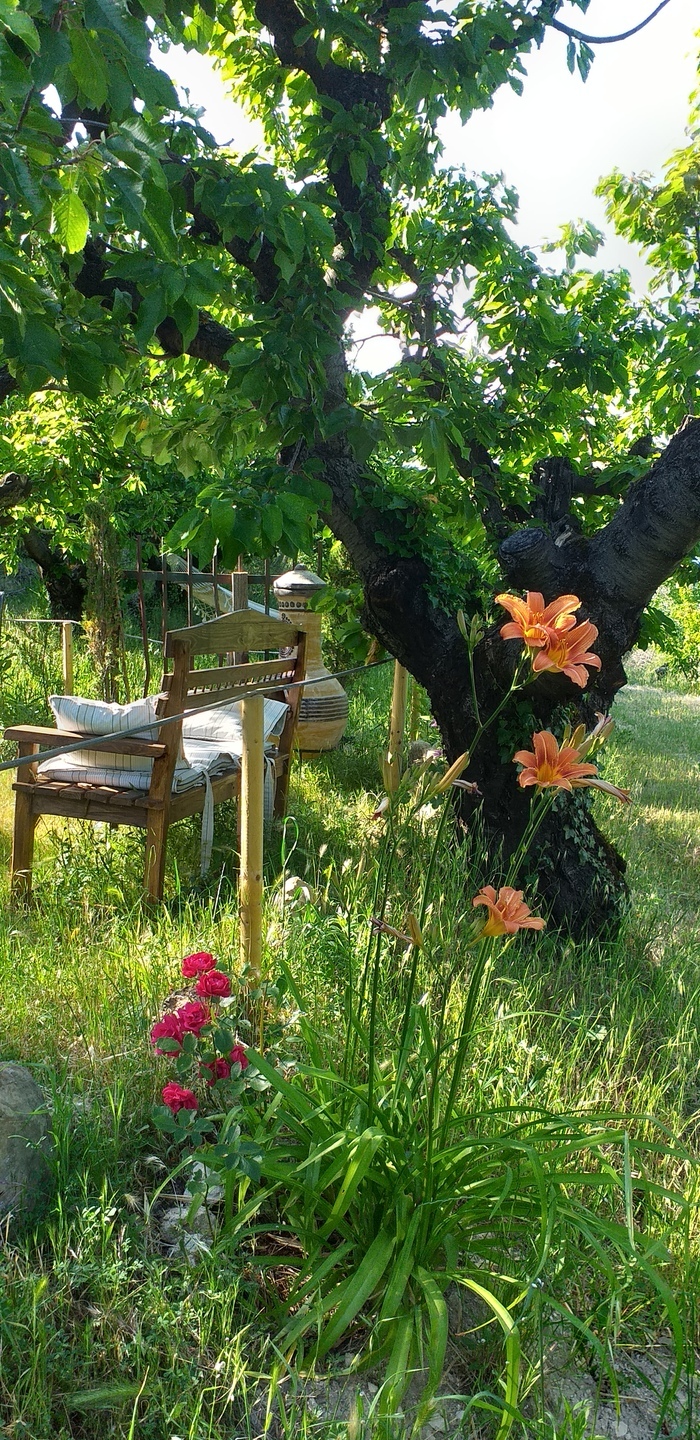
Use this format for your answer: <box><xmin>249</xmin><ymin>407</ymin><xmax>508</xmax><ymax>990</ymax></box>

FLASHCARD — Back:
<box><xmin>472</xmin><ymin>884</ymin><xmax>545</xmax><ymax>936</ymax></box>
<box><xmin>513</xmin><ymin>730</ymin><xmax>630</xmax><ymax>803</ymax></box>
<box><xmin>531</xmin><ymin>620</ymin><xmax>602</xmax><ymax>688</ymax></box>
<box><xmin>495</xmin><ymin>591</ymin><xmax>580</xmax><ymax>650</ymax></box>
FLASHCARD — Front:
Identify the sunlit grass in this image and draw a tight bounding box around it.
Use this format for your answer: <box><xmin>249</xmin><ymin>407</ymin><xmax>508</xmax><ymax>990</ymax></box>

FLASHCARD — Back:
<box><xmin>1</xmin><ymin>640</ymin><xmax>700</xmax><ymax>1435</ymax></box>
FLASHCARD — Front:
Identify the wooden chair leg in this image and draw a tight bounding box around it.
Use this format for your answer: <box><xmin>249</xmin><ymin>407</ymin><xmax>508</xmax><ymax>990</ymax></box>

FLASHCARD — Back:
<box><xmin>11</xmin><ymin>789</ymin><xmax>37</xmax><ymax>902</ymax></box>
<box><xmin>144</xmin><ymin>812</ymin><xmax>168</xmax><ymax>902</ymax></box>
<box><xmin>273</xmin><ymin>756</ymin><xmax>292</xmax><ymax>820</ymax></box>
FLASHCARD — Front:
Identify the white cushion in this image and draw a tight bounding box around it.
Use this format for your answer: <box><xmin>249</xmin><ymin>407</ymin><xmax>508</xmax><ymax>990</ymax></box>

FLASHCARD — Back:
<box><xmin>48</xmin><ymin>694</ymin><xmax>159</xmax><ymax>772</ymax></box>
<box><xmin>49</xmin><ymin>694</ymin><xmax>157</xmax><ymax>735</ymax></box>
<box><xmin>182</xmin><ymin>697</ymin><xmax>288</xmax><ymax>752</ymax></box>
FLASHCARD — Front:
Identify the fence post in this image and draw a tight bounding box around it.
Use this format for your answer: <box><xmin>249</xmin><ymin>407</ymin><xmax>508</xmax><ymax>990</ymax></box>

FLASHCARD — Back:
<box><xmin>386</xmin><ymin>660</ymin><xmax>408</xmax><ymax>793</ymax></box>
<box><xmin>61</xmin><ymin>621</ymin><xmax>74</xmax><ymax>695</ymax></box>
<box><xmin>240</xmin><ymin>692</ymin><xmax>265</xmax><ymax>986</ymax></box>
<box><xmin>135</xmin><ymin>537</ymin><xmax>151</xmax><ymax>698</ymax></box>
<box><xmin>231</xmin><ymin>561</ymin><xmax>248</xmax><ymax>664</ymax></box>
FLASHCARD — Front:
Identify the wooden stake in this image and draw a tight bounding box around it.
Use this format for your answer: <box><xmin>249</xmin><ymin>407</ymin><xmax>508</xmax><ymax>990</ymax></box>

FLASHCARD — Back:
<box><xmin>136</xmin><ymin>537</ymin><xmax>151</xmax><ymax>698</ymax></box>
<box><xmin>240</xmin><ymin>692</ymin><xmax>264</xmax><ymax>985</ymax></box>
<box><xmin>161</xmin><ymin>551</ymin><xmax>169</xmax><ymax>656</ymax></box>
<box><xmin>386</xmin><ymin>661</ymin><xmax>408</xmax><ymax>793</ymax></box>
<box><xmin>409</xmin><ymin>678</ymin><xmax>421</xmax><ymax>742</ymax></box>
<box><xmin>231</xmin><ymin>561</ymin><xmax>248</xmax><ymax>664</ymax></box>
<box><xmin>61</xmin><ymin>621</ymin><xmax>74</xmax><ymax>695</ymax></box>
<box><xmin>186</xmin><ymin>549</ymin><xmax>193</xmax><ymax>628</ymax></box>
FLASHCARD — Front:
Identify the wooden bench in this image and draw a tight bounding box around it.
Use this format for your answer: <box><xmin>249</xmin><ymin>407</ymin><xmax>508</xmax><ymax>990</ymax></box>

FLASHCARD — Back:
<box><xmin>5</xmin><ymin>609</ymin><xmax>306</xmax><ymax>903</ymax></box>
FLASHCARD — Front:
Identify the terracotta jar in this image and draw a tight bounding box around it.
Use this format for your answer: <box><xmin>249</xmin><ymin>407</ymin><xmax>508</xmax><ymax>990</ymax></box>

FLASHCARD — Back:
<box><xmin>273</xmin><ymin>565</ymin><xmax>349</xmax><ymax>753</ymax></box>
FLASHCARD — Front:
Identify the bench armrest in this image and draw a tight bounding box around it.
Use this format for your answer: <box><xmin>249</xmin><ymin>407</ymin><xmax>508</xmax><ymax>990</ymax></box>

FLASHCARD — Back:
<box><xmin>3</xmin><ymin>725</ymin><xmax>167</xmax><ymax>759</ymax></box>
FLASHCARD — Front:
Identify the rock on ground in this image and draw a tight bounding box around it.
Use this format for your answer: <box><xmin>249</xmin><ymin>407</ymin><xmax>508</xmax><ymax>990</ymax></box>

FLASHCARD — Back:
<box><xmin>0</xmin><ymin>1062</ymin><xmax>53</xmax><ymax>1232</ymax></box>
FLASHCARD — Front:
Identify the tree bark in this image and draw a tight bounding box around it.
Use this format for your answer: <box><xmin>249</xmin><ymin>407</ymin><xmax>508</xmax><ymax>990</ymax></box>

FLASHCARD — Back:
<box><xmin>22</xmin><ymin>529</ymin><xmax>87</xmax><ymax>620</ymax></box>
<box><xmin>312</xmin><ymin>355</ymin><xmax>700</xmax><ymax>934</ymax></box>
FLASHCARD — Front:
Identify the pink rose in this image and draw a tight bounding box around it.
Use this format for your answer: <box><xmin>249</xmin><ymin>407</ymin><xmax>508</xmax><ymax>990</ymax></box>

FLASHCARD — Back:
<box><xmin>201</xmin><ymin>1057</ymin><xmax>231</xmax><ymax>1085</ymax></box>
<box><xmin>162</xmin><ymin>1081</ymin><xmax>198</xmax><ymax>1113</ymax></box>
<box><xmin>176</xmin><ymin>1000</ymin><xmax>210</xmax><ymax>1034</ymax></box>
<box><xmin>181</xmin><ymin>951</ymin><xmax>217</xmax><ymax>978</ymax></box>
<box><xmin>195</xmin><ymin>970</ymin><xmax>231</xmax><ymax>999</ymax></box>
<box><xmin>229</xmin><ymin>1044</ymin><xmax>249</xmax><ymax>1071</ymax></box>
<box><xmin>150</xmin><ymin>1013</ymin><xmax>184</xmax><ymax>1053</ymax></box>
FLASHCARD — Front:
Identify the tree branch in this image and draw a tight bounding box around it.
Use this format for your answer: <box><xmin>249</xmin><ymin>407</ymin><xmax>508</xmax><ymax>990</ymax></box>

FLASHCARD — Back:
<box><xmin>253</xmin><ymin>0</ymin><xmax>391</xmax><ymax>118</ymax></box>
<box><xmin>552</xmin><ymin>0</ymin><xmax>673</xmax><ymax>46</ymax></box>
<box><xmin>589</xmin><ymin>414</ymin><xmax>700</xmax><ymax>612</ymax></box>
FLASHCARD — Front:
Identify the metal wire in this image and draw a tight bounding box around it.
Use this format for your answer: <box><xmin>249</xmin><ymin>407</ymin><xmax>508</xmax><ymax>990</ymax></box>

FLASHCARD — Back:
<box><xmin>6</xmin><ymin>617</ymin><xmax>78</xmax><ymax>626</ymax></box>
<box><xmin>0</xmin><ymin>659</ymin><xmax>392</xmax><ymax>774</ymax></box>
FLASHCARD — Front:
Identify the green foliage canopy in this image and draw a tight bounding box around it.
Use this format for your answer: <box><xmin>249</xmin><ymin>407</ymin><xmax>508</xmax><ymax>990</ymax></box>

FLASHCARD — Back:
<box><xmin>0</xmin><ymin>0</ymin><xmax>697</xmax><ymax>591</ymax></box>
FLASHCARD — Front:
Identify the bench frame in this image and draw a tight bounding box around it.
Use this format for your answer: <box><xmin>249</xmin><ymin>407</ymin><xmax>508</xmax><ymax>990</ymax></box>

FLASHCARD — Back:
<box><xmin>5</xmin><ymin>609</ymin><xmax>306</xmax><ymax>902</ymax></box>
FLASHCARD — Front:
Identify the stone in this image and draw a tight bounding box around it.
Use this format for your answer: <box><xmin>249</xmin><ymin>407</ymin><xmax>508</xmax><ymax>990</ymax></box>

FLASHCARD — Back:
<box><xmin>0</xmin><ymin>1062</ymin><xmax>53</xmax><ymax>1231</ymax></box>
<box><xmin>158</xmin><ymin>1199</ymin><xmax>218</xmax><ymax>1247</ymax></box>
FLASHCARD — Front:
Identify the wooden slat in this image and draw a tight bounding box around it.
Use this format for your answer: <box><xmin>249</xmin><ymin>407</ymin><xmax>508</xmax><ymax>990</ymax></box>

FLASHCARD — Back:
<box><xmin>162</xmin><ymin>658</ymin><xmax>296</xmax><ymax>694</ymax></box>
<box><xmin>165</xmin><ymin>611</ymin><xmax>295</xmax><ymax>657</ymax></box>
<box><xmin>15</xmin><ymin>778</ymin><xmax>164</xmax><ymax>809</ymax></box>
<box><xmin>178</xmin><ymin>684</ymin><xmax>288</xmax><ymax>713</ymax></box>
<box><xmin>26</xmin><ymin>791</ymin><xmax>152</xmax><ymax>827</ymax></box>
<box><xmin>4</xmin><ymin>725</ymin><xmax>167</xmax><ymax>759</ymax></box>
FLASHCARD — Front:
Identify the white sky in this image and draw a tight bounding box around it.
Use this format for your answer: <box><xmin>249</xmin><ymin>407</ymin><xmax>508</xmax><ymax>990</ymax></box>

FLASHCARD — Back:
<box><xmin>158</xmin><ymin>0</ymin><xmax>699</xmax><ymax>371</ymax></box>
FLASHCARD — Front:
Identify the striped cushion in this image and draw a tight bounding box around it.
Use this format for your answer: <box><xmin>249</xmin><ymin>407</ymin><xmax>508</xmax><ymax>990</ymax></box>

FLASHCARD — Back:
<box><xmin>182</xmin><ymin>697</ymin><xmax>288</xmax><ymax>751</ymax></box>
<box><xmin>49</xmin><ymin>694</ymin><xmax>159</xmax><ymax>772</ymax></box>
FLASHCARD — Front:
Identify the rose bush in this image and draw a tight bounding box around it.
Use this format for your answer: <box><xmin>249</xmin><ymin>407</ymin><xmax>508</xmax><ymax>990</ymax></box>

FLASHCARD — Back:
<box><xmin>150</xmin><ymin>953</ymin><xmax>269</xmax><ymax>1184</ymax></box>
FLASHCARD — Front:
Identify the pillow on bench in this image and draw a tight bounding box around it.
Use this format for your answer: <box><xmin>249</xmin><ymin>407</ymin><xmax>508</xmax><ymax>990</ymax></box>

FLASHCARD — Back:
<box><xmin>45</xmin><ymin>694</ymin><xmax>289</xmax><ymax>777</ymax></box>
<box><xmin>182</xmin><ymin>697</ymin><xmax>288</xmax><ymax>751</ymax></box>
<box><xmin>48</xmin><ymin>694</ymin><xmax>159</xmax><ymax>772</ymax></box>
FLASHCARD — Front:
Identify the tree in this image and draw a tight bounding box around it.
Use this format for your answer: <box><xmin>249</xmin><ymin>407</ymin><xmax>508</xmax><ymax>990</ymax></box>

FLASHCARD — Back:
<box><xmin>0</xmin><ymin>0</ymin><xmax>697</xmax><ymax>929</ymax></box>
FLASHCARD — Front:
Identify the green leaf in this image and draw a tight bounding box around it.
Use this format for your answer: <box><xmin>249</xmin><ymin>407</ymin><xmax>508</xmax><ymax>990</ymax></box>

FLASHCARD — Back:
<box><xmin>69</xmin><ymin>26</ymin><xmax>109</xmax><ymax>109</ymax></box>
<box><xmin>378</xmin><ymin>1208</ymin><xmax>421</xmax><ymax>1323</ymax></box>
<box><xmin>65</xmin><ymin>344</ymin><xmax>104</xmax><ymax>398</ymax></box>
<box><xmin>414</xmin><ymin>1269</ymin><xmax>448</xmax><ymax>1417</ymax></box>
<box><xmin>261</xmin><ymin>504</ymin><xmax>283</xmax><ymax>547</ymax></box>
<box><xmin>109</xmin><ymin>168</ymin><xmax>145</xmax><ymax>229</ymax></box>
<box><xmin>313</xmin><ymin>1229</ymin><xmax>395</xmax><ymax>1358</ymax></box>
<box><xmin>319</xmin><ymin>1128</ymin><xmax>385</xmax><ymax>1235</ymax></box>
<box><xmin>140</xmin><ymin>180</ymin><xmax>178</xmax><ymax>262</ymax></box>
<box><xmin>279</xmin><ymin>209</ymin><xmax>305</xmax><ymax>264</ymax></box>
<box><xmin>133</xmin><ymin>288</ymin><xmax>168</xmax><ymax>352</ymax></box>
<box><xmin>379</xmin><ymin>1310</ymin><xmax>415</xmax><ymax>1416</ymax></box>
<box><xmin>277</xmin><ymin>490</ymin><xmax>313</xmax><ymax>522</ymax></box>
<box><xmin>226</xmin><ymin>343</ymin><xmax>260</xmax><ymax>370</ymax></box>
<box><xmin>17</xmin><ymin>315</ymin><xmax>62</xmax><ymax>377</ymax></box>
<box><xmin>459</xmin><ymin>1276</ymin><xmax>521</xmax><ymax>1440</ymax></box>
<box><xmin>348</xmin><ymin>149</ymin><xmax>367</xmax><ymax>187</ymax></box>
<box><xmin>53</xmin><ymin>190</ymin><xmax>89</xmax><ymax>254</ymax></box>
<box><xmin>0</xmin><ymin>0</ymin><xmax>39</xmax><ymax>53</ymax></box>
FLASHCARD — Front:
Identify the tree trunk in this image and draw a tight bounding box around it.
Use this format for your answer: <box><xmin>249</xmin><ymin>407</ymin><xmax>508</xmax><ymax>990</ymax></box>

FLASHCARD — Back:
<box><xmin>22</xmin><ymin>529</ymin><xmax>87</xmax><ymax>621</ymax></box>
<box><xmin>315</xmin><ymin>359</ymin><xmax>700</xmax><ymax>935</ymax></box>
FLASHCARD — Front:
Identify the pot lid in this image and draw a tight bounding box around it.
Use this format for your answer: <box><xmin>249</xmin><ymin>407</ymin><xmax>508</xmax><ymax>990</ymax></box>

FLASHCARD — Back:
<box><xmin>273</xmin><ymin>563</ymin><xmax>326</xmax><ymax>596</ymax></box>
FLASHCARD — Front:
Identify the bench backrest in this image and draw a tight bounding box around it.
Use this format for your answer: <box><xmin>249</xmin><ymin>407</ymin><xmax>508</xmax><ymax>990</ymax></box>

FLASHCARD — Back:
<box><xmin>149</xmin><ymin>609</ymin><xmax>306</xmax><ymax>805</ymax></box>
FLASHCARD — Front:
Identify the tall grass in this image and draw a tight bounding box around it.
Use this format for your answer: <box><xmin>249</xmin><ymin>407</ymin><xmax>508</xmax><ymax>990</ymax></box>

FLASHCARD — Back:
<box><xmin>0</xmin><ymin>641</ymin><xmax>699</xmax><ymax>1436</ymax></box>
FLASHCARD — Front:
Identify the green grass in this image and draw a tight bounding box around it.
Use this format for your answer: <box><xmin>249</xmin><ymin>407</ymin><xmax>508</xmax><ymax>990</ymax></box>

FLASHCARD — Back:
<box><xmin>1</xmin><ymin>637</ymin><xmax>700</xmax><ymax>1437</ymax></box>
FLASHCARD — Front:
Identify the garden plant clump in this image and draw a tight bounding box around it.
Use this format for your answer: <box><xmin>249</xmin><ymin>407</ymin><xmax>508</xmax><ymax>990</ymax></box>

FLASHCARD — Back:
<box><xmin>0</xmin><ymin>621</ymin><xmax>699</xmax><ymax>1436</ymax></box>
<box><xmin>142</xmin><ymin>597</ymin><xmax>691</xmax><ymax>1437</ymax></box>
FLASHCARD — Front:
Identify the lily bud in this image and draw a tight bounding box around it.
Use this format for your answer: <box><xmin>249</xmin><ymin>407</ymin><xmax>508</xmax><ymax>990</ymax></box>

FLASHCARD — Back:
<box><xmin>433</xmin><ymin>750</ymin><xmax>470</xmax><ymax>794</ymax></box>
